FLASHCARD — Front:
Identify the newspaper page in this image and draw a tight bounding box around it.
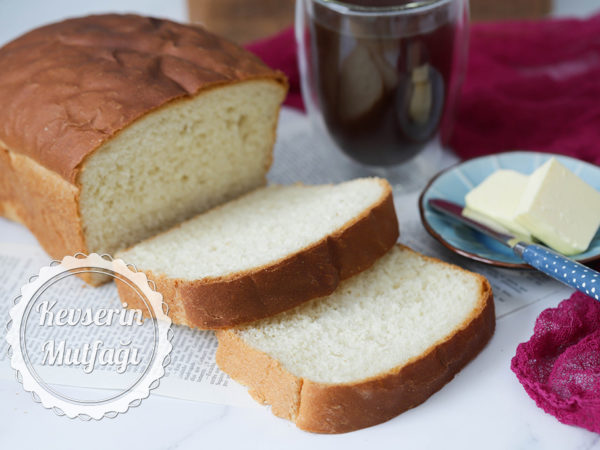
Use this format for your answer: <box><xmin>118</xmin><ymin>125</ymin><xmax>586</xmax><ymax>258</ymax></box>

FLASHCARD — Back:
<box><xmin>0</xmin><ymin>243</ymin><xmax>256</xmax><ymax>408</ymax></box>
<box><xmin>0</xmin><ymin>108</ymin><xmax>573</xmax><ymax>407</ymax></box>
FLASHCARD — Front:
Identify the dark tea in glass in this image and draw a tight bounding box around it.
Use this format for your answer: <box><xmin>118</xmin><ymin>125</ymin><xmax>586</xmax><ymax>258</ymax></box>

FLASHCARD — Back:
<box><xmin>297</xmin><ymin>0</ymin><xmax>468</xmax><ymax>167</ymax></box>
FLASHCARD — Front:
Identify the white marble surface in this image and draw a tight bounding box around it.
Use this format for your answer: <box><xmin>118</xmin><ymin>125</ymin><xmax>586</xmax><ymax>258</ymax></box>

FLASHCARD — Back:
<box><xmin>1</xmin><ymin>1</ymin><xmax>600</xmax><ymax>449</ymax></box>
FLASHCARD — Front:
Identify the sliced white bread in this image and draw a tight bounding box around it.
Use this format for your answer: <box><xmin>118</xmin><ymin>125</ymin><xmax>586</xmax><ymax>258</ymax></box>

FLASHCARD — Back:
<box><xmin>0</xmin><ymin>15</ymin><xmax>288</xmax><ymax>286</ymax></box>
<box><xmin>117</xmin><ymin>178</ymin><xmax>398</xmax><ymax>329</ymax></box>
<box><xmin>216</xmin><ymin>245</ymin><xmax>495</xmax><ymax>433</ymax></box>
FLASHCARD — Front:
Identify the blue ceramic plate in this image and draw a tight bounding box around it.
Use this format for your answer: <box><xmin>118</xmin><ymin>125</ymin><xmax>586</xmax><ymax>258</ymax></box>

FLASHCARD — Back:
<box><xmin>419</xmin><ymin>152</ymin><xmax>600</xmax><ymax>268</ymax></box>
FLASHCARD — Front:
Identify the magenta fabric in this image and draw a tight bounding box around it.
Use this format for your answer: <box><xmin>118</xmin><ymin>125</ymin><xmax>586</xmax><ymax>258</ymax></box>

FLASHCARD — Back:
<box><xmin>245</xmin><ymin>13</ymin><xmax>600</xmax><ymax>164</ymax></box>
<box><xmin>245</xmin><ymin>28</ymin><xmax>304</xmax><ymax>111</ymax></box>
<box><xmin>448</xmin><ymin>14</ymin><xmax>600</xmax><ymax>165</ymax></box>
<box><xmin>511</xmin><ymin>291</ymin><xmax>600</xmax><ymax>433</ymax></box>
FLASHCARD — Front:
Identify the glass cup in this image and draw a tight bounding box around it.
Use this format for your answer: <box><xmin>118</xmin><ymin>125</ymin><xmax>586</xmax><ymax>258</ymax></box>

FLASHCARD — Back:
<box><xmin>296</xmin><ymin>0</ymin><xmax>469</xmax><ymax>187</ymax></box>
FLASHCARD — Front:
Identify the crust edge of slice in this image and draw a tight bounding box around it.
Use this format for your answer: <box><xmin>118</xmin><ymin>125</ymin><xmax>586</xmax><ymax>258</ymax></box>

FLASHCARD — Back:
<box><xmin>215</xmin><ymin>245</ymin><xmax>495</xmax><ymax>433</ymax></box>
<box><xmin>117</xmin><ymin>178</ymin><xmax>399</xmax><ymax>329</ymax></box>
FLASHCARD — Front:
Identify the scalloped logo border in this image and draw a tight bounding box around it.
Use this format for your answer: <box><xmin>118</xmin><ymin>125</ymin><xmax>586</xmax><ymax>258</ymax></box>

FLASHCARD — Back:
<box><xmin>5</xmin><ymin>253</ymin><xmax>173</xmax><ymax>420</ymax></box>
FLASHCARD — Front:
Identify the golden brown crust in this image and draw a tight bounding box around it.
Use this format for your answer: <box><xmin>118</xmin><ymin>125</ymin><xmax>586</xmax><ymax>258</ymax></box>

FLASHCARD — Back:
<box><xmin>0</xmin><ymin>14</ymin><xmax>286</xmax><ymax>184</ymax></box>
<box><xmin>117</xmin><ymin>180</ymin><xmax>399</xmax><ymax>328</ymax></box>
<box><xmin>0</xmin><ymin>146</ymin><xmax>102</xmax><ymax>284</ymax></box>
<box><xmin>215</xmin><ymin>330</ymin><xmax>303</xmax><ymax>420</ymax></box>
<box><xmin>215</xmin><ymin>247</ymin><xmax>495</xmax><ymax>433</ymax></box>
<box><xmin>0</xmin><ymin>145</ymin><xmax>81</xmax><ymax>246</ymax></box>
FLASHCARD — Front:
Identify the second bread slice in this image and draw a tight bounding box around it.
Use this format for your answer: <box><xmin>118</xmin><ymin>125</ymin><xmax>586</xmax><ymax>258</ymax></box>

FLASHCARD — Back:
<box><xmin>216</xmin><ymin>245</ymin><xmax>495</xmax><ymax>433</ymax></box>
<box><xmin>117</xmin><ymin>178</ymin><xmax>398</xmax><ymax>328</ymax></box>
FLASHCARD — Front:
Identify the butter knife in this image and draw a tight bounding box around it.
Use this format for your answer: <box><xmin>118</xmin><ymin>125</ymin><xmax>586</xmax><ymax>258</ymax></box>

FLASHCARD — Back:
<box><xmin>429</xmin><ymin>198</ymin><xmax>600</xmax><ymax>300</ymax></box>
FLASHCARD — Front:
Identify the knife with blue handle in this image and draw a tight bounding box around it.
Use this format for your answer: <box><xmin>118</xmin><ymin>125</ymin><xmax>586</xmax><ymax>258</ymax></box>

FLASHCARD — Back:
<box><xmin>429</xmin><ymin>198</ymin><xmax>600</xmax><ymax>301</ymax></box>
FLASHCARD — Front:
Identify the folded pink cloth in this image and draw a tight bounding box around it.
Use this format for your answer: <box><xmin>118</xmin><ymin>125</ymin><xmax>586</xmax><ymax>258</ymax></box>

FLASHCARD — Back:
<box><xmin>512</xmin><ymin>291</ymin><xmax>600</xmax><ymax>433</ymax></box>
<box><xmin>246</xmin><ymin>13</ymin><xmax>600</xmax><ymax>165</ymax></box>
<box><xmin>246</xmin><ymin>28</ymin><xmax>303</xmax><ymax>110</ymax></box>
<box><xmin>448</xmin><ymin>13</ymin><xmax>600</xmax><ymax>165</ymax></box>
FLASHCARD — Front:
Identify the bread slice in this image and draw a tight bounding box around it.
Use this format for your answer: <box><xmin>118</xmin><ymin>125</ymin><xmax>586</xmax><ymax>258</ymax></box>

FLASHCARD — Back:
<box><xmin>117</xmin><ymin>178</ymin><xmax>398</xmax><ymax>329</ymax></box>
<box><xmin>215</xmin><ymin>245</ymin><xmax>495</xmax><ymax>433</ymax></box>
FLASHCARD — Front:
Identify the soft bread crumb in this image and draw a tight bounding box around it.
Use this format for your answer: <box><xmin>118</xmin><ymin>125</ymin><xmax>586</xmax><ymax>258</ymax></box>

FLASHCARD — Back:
<box><xmin>236</xmin><ymin>246</ymin><xmax>485</xmax><ymax>384</ymax></box>
<box><xmin>118</xmin><ymin>178</ymin><xmax>388</xmax><ymax>279</ymax></box>
<box><xmin>79</xmin><ymin>80</ymin><xmax>284</xmax><ymax>255</ymax></box>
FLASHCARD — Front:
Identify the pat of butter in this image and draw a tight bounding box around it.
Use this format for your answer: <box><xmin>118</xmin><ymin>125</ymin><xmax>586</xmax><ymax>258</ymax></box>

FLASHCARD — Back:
<box><xmin>464</xmin><ymin>170</ymin><xmax>532</xmax><ymax>239</ymax></box>
<box><xmin>515</xmin><ymin>158</ymin><xmax>600</xmax><ymax>255</ymax></box>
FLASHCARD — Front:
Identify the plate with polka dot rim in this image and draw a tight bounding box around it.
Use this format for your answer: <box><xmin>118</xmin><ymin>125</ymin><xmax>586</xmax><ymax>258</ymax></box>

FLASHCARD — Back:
<box><xmin>418</xmin><ymin>151</ymin><xmax>600</xmax><ymax>269</ymax></box>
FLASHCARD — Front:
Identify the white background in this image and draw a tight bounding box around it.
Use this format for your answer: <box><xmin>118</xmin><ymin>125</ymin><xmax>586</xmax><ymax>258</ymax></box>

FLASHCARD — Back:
<box><xmin>1</xmin><ymin>1</ymin><xmax>600</xmax><ymax>449</ymax></box>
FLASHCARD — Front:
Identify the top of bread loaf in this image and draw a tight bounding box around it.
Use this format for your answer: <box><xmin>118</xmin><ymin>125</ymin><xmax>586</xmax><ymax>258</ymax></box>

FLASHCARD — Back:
<box><xmin>0</xmin><ymin>14</ymin><xmax>286</xmax><ymax>183</ymax></box>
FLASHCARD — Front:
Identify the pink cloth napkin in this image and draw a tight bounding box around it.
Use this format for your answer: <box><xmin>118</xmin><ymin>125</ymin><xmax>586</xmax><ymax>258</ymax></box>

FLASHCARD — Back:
<box><xmin>512</xmin><ymin>291</ymin><xmax>600</xmax><ymax>433</ymax></box>
<box><xmin>448</xmin><ymin>13</ymin><xmax>600</xmax><ymax>164</ymax></box>
<box><xmin>246</xmin><ymin>28</ymin><xmax>303</xmax><ymax>110</ymax></box>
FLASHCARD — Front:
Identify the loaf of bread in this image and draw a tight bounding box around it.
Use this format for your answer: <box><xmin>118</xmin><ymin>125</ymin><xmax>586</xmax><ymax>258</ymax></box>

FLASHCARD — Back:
<box><xmin>0</xmin><ymin>14</ymin><xmax>287</xmax><ymax>283</ymax></box>
<box><xmin>216</xmin><ymin>245</ymin><xmax>495</xmax><ymax>433</ymax></box>
<box><xmin>117</xmin><ymin>178</ymin><xmax>399</xmax><ymax>328</ymax></box>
